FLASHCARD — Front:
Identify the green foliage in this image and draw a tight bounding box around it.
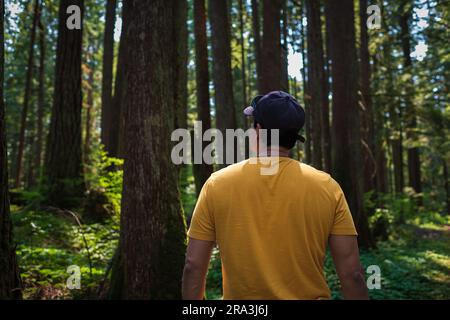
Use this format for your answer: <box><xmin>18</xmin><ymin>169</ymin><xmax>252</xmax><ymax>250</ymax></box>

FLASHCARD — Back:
<box><xmin>85</xmin><ymin>149</ymin><xmax>124</xmax><ymax>214</ymax></box>
<box><xmin>12</xmin><ymin>209</ymin><xmax>119</xmax><ymax>299</ymax></box>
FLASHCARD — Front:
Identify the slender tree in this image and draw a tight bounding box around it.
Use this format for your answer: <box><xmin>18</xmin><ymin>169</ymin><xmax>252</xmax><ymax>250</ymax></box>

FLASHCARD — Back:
<box><xmin>15</xmin><ymin>0</ymin><xmax>40</xmax><ymax>188</ymax></box>
<box><xmin>100</xmin><ymin>0</ymin><xmax>116</xmax><ymax>154</ymax></box>
<box><xmin>251</xmin><ymin>0</ymin><xmax>262</xmax><ymax>93</ymax></box>
<box><xmin>193</xmin><ymin>0</ymin><xmax>213</xmax><ymax>194</ymax></box>
<box><xmin>208</xmin><ymin>0</ymin><xmax>236</xmax><ymax>165</ymax></box>
<box><xmin>174</xmin><ymin>0</ymin><xmax>188</xmax><ymax>131</ymax></box>
<box><xmin>109</xmin><ymin>18</ymin><xmax>126</xmax><ymax>158</ymax></box>
<box><xmin>399</xmin><ymin>0</ymin><xmax>422</xmax><ymax>195</ymax></box>
<box><xmin>110</xmin><ymin>0</ymin><xmax>187</xmax><ymax>299</ymax></box>
<box><xmin>44</xmin><ymin>0</ymin><xmax>85</xmax><ymax>207</ymax></box>
<box><xmin>305</xmin><ymin>0</ymin><xmax>324</xmax><ymax>170</ymax></box>
<box><xmin>325</xmin><ymin>0</ymin><xmax>373</xmax><ymax>248</ymax></box>
<box><xmin>0</xmin><ymin>0</ymin><xmax>22</xmax><ymax>299</ymax></box>
<box><xmin>33</xmin><ymin>8</ymin><xmax>46</xmax><ymax>187</ymax></box>
<box><xmin>359</xmin><ymin>0</ymin><xmax>376</xmax><ymax>192</ymax></box>
<box><xmin>260</xmin><ymin>0</ymin><xmax>282</xmax><ymax>93</ymax></box>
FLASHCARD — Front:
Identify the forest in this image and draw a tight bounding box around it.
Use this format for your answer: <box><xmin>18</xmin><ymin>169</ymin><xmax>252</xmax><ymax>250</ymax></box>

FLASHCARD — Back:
<box><xmin>0</xmin><ymin>0</ymin><xmax>449</xmax><ymax>300</ymax></box>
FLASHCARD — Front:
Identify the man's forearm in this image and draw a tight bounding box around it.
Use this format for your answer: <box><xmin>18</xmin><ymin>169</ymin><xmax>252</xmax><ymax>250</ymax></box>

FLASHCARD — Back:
<box><xmin>340</xmin><ymin>270</ymin><xmax>369</xmax><ymax>300</ymax></box>
<box><xmin>182</xmin><ymin>266</ymin><xmax>207</xmax><ymax>300</ymax></box>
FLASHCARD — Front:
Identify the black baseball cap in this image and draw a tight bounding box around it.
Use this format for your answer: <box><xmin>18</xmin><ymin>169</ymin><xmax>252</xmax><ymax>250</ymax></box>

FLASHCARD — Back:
<box><xmin>243</xmin><ymin>91</ymin><xmax>306</xmax><ymax>143</ymax></box>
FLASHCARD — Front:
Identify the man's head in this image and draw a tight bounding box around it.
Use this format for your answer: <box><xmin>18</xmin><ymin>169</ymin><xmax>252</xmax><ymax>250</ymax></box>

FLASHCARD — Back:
<box><xmin>243</xmin><ymin>91</ymin><xmax>306</xmax><ymax>150</ymax></box>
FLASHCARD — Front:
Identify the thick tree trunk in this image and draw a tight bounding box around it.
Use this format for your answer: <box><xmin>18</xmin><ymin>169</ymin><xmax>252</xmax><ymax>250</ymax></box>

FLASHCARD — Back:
<box><xmin>305</xmin><ymin>0</ymin><xmax>325</xmax><ymax>170</ymax></box>
<box><xmin>110</xmin><ymin>0</ymin><xmax>187</xmax><ymax>299</ymax></box>
<box><xmin>208</xmin><ymin>0</ymin><xmax>236</xmax><ymax>166</ymax></box>
<box><xmin>101</xmin><ymin>0</ymin><xmax>117</xmax><ymax>154</ymax></box>
<box><xmin>359</xmin><ymin>0</ymin><xmax>376</xmax><ymax>192</ymax></box>
<box><xmin>0</xmin><ymin>0</ymin><xmax>22</xmax><ymax>298</ymax></box>
<box><xmin>15</xmin><ymin>0</ymin><xmax>40</xmax><ymax>188</ymax></box>
<box><xmin>44</xmin><ymin>0</ymin><xmax>85</xmax><ymax>208</ymax></box>
<box><xmin>260</xmin><ymin>0</ymin><xmax>282</xmax><ymax>93</ymax></box>
<box><xmin>325</xmin><ymin>0</ymin><xmax>373</xmax><ymax>248</ymax></box>
<box><xmin>251</xmin><ymin>0</ymin><xmax>262</xmax><ymax>93</ymax></box>
<box><xmin>399</xmin><ymin>0</ymin><xmax>422</xmax><ymax>195</ymax></box>
<box><xmin>193</xmin><ymin>0</ymin><xmax>213</xmax><ymax>194</ymax></box>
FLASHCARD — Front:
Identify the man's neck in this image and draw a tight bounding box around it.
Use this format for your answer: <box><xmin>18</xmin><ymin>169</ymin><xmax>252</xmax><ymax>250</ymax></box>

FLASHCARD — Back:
<box><xmin>258</xmin><ymin>146</ymin><xmax>291</xmax><ymax>158</ymax></box>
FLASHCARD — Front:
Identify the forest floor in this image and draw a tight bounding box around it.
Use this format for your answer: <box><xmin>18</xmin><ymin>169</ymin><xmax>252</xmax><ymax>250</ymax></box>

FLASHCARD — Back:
<box><xmin>10</xmin><ymin>203</ymin><xmax>450</xmax><ymax>300</ymax></box>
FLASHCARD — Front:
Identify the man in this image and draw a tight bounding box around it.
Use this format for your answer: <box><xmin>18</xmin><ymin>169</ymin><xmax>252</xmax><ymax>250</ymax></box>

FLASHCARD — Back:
<box><xmin>182</xmin><ymin>91</ymin><xmax>369</xmax><ymax>300</ymax></box>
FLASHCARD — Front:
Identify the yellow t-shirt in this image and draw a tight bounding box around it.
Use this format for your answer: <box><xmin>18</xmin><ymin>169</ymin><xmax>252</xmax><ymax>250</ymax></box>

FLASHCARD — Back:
<box><xmin>187</xmin><ymin>157</ymin><xmax>357</xmax><ymax>300</ymax></box>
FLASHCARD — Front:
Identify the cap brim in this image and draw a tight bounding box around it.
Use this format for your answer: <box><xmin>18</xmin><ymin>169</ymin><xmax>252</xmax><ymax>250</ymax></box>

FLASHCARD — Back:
<box><xmin>297</xmin><ymin>134</ymin><xmax>306</xmax><ymax>143</ymax></box>
<box><xmin>243</xmin><ymin>106</ymin><xmax>254</xmax><ymax>116</ymax></box>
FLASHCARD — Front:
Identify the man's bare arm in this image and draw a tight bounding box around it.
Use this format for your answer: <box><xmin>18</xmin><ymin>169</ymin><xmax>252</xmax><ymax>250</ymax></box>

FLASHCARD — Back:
<box><xmin>182</xmin><ymin>238</ymin><xmax>214</xmax><ymax>300</ymax></box>
<box><xmin>329</xmin><ymin>235</ymin><xmax>369</xmax><ymax>300</ymax></box>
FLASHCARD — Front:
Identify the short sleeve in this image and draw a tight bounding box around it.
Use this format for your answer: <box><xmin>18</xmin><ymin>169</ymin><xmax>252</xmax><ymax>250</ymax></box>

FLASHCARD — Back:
<box><xmin>330</xmin><ymin>180</ymin><xmax>358</xmax><ymax>236</ymax></box>
<box><xmin>187</xmin><ymin>179</ymin><xmax>216</xmax><ymax>241</ymax></box>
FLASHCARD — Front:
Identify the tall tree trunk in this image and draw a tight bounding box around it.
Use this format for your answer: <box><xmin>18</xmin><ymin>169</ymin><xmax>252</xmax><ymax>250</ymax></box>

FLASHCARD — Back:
<box><xmin>193</xmin><ymin>0</ymin><xmax>213</xmax><ymax>194</ymax></box>
<box><xmin>359</xmin><ymin>0</ymin><xmax>376</xmax><ymax>192</ymax></box>
<box><xmin>33</xmin><ymin>12</ymin><xmax>45</xmax><ymax>187</ymax></box>
<box><xmin>239</xmin><ymin>0</ymin><xmax>248</xmax><ymax>106</ymax></box>
<box><xmin>0</xmin><ymin>0</ymin><xmax>22</xmax><ymax>298</ymax></box>
<box><xmin>109</xmin><ymin>19</ymin><xmax>126</xmax><ymax>158</ymax></box>
<box><xmin>101</xmin><ymin>0</ymin><xmax>117</xmax><ymax>154</ymax></box>
<box><xmin>208</xmin><ymin>0</ymin><xmax>236</xmax><ymax>166</ymax></box>
<box><xmin>84</xmin><ymin>63</ymin><xmax>94</xmax><ymax>169</ymax></box>
<box><xmin>110</xmin><ymin>0</ymin><xmax>187</xmax><ymax>299</ymax></box>
<box><xmin>399</xmin><ymin>0</ymin><xmax>422</xmax><ymax>195</ymax></box>
<box><xmin>325</xmin><ymin>0</ymin><xmax>373</xmax><ymax>248</ymax></box>
<box><xmin>300</xmin><ymin>1</ymin><xmax>311</xmax><ymax>163</ymax></box>
<box><xmin>381</xmin><ymin>4</ymin><xmax>404</xmax><ymax>195</ymax></box>
<box><xmin>44</xmin><ymin>0</ymin><xmax>85</xmax><ymax>208</ymax></box>
<box><xmin>251</xmin><ymin>0</ymin><xmax>262</xmax><ymax>93</ymax></box>
<box><xmin>280</xmin><ymin>0</ymin><xmax>289</xmax><ymax>92</ymax></box>
<box><xmin>260</xmin><ymin>0</ymin><xmax>282</xmax><ymax>93</ymax></box>
<box><xmin>321</xmin><ymin>8</ymin><xmax>332</xmax><ymax>173</ymax></box>
<box><xmin>174</xmin><ymin>0</ymin><xmax>188</xmax><ymax>131</ymax></box>
<box><xmin>15</xmin><ymin>0</ymin><xmax>40</xmax><ymax>188</ymax></box>
<box><xmin>305</xmin><ymin>0</ymin><xmax>324</xmax><ymax>170</ymax></box>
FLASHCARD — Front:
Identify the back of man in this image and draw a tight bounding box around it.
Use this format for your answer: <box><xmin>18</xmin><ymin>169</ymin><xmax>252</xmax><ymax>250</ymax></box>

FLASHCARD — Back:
<box><xmin>188</xmin><ymin>156</ymin><xmax>358</xmax><ymax>300</ymax></box>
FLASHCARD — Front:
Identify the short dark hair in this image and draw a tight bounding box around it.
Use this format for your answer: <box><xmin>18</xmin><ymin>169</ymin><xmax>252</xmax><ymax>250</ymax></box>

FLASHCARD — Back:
<box><xmin>254</xmin><ymin>121</ymin><xmax>298</xmax><ymax>150</ymax></box>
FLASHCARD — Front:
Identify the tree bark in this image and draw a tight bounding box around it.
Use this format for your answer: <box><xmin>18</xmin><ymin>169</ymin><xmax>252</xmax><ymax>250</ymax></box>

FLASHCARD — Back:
<box><xmin>325</xmin><ymin>0</ymin><xmax>373</xmax><ymax>248</ymax></box>
<box><xmin>101</xmin><ymin>0</ymin><xmax>117</xmax><ymax>154</ymax></box>
<box><xmin>305</xmin><ymin>0</ymin><xmax>324</xmax><ymax>170</ymax></box>
<box><xmin>84</xmin><ymin>62</ymin><xmax>94</xmax><ymax>168</ymax></box>
<box><xmin>193</xmin><ymin>0</ymin><xmax>213</xmax><ymax>194</ymax></box>
<box><xmin>208</xmin><ymin>0</ymin><xmax>236</xmax><ymax>166</ymax></box>
<box><xmin>44</xmin><ymin>0</ymin><xmax>85</xmax><ymax>208</ymax></box>
<box><xmin>110</xmin><ymin>0</ymin><xmax>187</xmax><ymax>299</ymax></box>
<box><xmin>0</xmin><ymin>0</ymin><xmax>22</xmax><ymax>298</ymax></box>
<box><xmin>174</xmin><ymin>0</ymin><xmax>188</xmax><ymax>132</ymax></box>
<box><xmin>251</xmin><ymin>0</ymin><xmax>262</xmax><ymax>93</ymax></box>
<box><xmin>260</xmin><ymin>0</ymin><xmax>282</xmax><ymax>93</ymax></box>
<box><xmin>15</xmin><ymin>0</ymin><xmax>40</xmax><ymax>188</ymax></box>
